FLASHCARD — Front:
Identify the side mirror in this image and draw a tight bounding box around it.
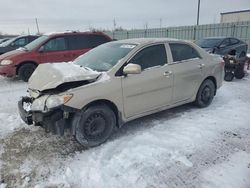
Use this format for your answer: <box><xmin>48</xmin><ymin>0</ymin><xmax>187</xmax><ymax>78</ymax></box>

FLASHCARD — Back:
<box><xmin>123</xmin><ymin>63</ymin><xmax>142</xmax><ymax>75</ymax></box>
<box><xmin>38</xmin><ymin>46</ymin><xmax>44</xmax><ymax>53</ymax></box>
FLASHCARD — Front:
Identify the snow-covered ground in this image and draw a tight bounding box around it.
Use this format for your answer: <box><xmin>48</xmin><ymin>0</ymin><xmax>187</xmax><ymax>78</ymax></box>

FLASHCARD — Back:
<box><xmin>0</xmin><ymin>75</ymin><xmax>250</xmax><ymax>188</ymax></box>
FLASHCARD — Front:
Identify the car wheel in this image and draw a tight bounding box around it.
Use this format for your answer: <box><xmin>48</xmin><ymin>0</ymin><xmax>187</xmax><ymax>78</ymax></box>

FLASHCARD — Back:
<box><xmin>195</xmin><ymin>79</ymin><xmax>215</xmax><ymax>108</ymax></box>
<box><xmin>234</xmin><ymin>66</ymin><xmax>245</xmax><ymax>79</ymax></box>
<box><xmin>18</xmin><ymin>63</ymin><xmax>36</xmax><ymax>82</ymax></box>
<box><xmin>224</xmin><ymin>72</ymin><xmax>234</xmax><ymax>81</ymax></box>
<box><xmin>75</xmin><ymin>104</ymin><xmax>116</xmax><ymax>148</ymax></box>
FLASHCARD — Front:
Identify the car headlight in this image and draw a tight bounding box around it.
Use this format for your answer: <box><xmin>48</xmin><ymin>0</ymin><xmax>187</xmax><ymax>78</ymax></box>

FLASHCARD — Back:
<box><xmin>0</xmin><ymin>59</ymin><xmax>13</xmax><ymax>65</ymax></box>
<box><xmin>46</xmin><ymin>94</ymin><xmax>73</xmax><ymax>109</ymax></box>
<box><xmin>31</xmin><ymin>95</ymin><xmax>48</xmax><ymax>111</ymax></box>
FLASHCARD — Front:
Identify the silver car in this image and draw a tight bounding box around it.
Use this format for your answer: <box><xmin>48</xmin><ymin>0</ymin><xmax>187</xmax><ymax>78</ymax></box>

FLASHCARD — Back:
<box><xmin>18</xmin><ymin>38</ymin><xmax>224</xmax><ymax>147</ymax></box>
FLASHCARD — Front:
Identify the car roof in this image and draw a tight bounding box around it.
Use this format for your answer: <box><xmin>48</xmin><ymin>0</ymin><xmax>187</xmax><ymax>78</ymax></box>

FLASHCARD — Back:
<box><xmin>44</xmin><ymin>31</ymin><xmax>107</xmax><ymax>37</ymax></box>
<box><xmin>112</xmin><ymin>38</ymin><xmax>187</xmax><ymax>45</ymax></box>
<box><xmin>202</xmin><ymin>37</ymin><xmax>228</xmax><ymax>40</ymax></box>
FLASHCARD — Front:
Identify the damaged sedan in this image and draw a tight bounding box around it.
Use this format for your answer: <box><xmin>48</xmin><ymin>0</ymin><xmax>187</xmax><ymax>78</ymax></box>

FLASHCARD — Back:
<box><xmin>18</xmin><ymin>38</ymin><xmax>224</xmax><ymax>147</ymax></box>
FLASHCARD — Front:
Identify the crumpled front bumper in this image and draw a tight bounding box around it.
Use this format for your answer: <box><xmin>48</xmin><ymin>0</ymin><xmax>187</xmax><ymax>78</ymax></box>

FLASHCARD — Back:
<box><xmin>18</xmin><ymin>97</ymin><xmax>33</xmax><ymax>125</ymax></box>
<box><xmin>18</xmin><ymin>96</ymin><xmax>73</xmax><ymax>136</ymax></box>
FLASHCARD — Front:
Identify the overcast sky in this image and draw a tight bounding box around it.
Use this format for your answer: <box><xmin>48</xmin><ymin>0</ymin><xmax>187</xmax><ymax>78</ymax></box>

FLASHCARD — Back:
<box><xmin>0</xmin><ymin>0</ymin><xmax>249</xmax><ymax>34</ymax></box>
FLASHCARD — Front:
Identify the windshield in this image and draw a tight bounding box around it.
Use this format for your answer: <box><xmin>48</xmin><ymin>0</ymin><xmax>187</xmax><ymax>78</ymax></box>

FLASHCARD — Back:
<box><xmin>25</xmin><ymin>35</ymin><xmax>49</xmax><ymax>51</ymax></box>
<box><xmin>74</xmin><ymin>42</ymin><xmax>137</xmax><ymax>72</ymax></box>
<box><xmin>196</xmin><ymin>38</ymin><xmax>223</xmax><ymax>48</ymax></box>
<box><xmin>0</xmin><ymin>38</ymin><xmax>16</xmax><ymax>47</ymax></box>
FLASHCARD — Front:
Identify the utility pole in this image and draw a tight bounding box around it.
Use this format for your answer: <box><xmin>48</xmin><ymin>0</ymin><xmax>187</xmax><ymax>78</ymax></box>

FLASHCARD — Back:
<box><xmin>196</xmin><ymin>0</ymin><xmax>201</xmax><ymax>25</ymax></box>
<box><xmin>113</xmin><ymin>18</ymin><xmax>117</xmax><ymax>31</ymax></box>
<box><xmin>35</xmin><ymin>18</ymin><xmax>40</xmax><ymax>34</ymax></box>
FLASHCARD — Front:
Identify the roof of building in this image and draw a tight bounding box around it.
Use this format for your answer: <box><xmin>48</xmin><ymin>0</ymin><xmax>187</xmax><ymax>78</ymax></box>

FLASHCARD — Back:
<box><xmin>221</xmin><ymin>9</ymin><xmax>250</xmax><ymax>15</ymax></box>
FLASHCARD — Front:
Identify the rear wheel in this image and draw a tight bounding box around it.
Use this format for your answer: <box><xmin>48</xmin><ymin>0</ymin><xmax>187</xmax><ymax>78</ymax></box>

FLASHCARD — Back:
<box><xmin>224</xmin><ymin>72</ymin><xmax>234</xmax><ymax>81</ymax></box>
<box><xmin>195</xmin><ymin>79</ymin><xmax>215</xmax><ymax>108</ymax></box>
<box><xmin>75</xmin><ymin>104</ymin><xmax>116</xmax><ymax>148</ymax></box>
<box><xmin>18</xmin><ymin>63</ymin><xmax>37</xmax><ymax>82</ymax></box>
<box><xmin>234</xmin><ymin>66</ymin><xmax>245</xmax><ymax>79</ymax></box>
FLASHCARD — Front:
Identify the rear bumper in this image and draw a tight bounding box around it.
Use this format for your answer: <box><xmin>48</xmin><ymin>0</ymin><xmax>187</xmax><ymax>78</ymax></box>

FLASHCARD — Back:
<box><xmin>0</xmin><ymin>65</ymin><xmax>16</xmax><ymax>77</ymax></box>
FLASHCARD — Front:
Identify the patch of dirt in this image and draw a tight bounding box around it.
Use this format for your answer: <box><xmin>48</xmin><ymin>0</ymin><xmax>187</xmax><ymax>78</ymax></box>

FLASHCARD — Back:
<box><xmin>0</xmin><ymin>127</ymin><xmax>82</xmax><ymax>187</ymax></box>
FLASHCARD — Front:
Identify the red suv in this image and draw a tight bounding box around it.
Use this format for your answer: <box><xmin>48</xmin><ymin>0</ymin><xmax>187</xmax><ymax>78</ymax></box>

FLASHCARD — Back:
<box><xmin>0</xmin><ymin>31</ymin><xmax>112</xmax><ymax>81</ymax></box>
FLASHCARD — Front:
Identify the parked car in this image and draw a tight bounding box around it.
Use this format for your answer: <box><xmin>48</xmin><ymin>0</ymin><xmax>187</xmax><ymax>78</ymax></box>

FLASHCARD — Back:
<box><xmin>0</xmin><ymin>31</ymin><xmax>112</xmax><ymax>81</ymax></box>
<box><xmin>0</xmin><ymin>35</ymin><xmax>39</xmax><ymax>55</ymax></box>
<box><xmin>18</xmin><ymin>38</ymin><xmax>224</xmax><ymax>148</ymax></box>
<box><xmin>0</xmin><ymin>38</ymin><xmax>10</xmax><ymax>44</ymax></box>
<box><xmin>196</xmin><ymin>37</ymin><xmax>248</xmax><ymax>58</ymax></box>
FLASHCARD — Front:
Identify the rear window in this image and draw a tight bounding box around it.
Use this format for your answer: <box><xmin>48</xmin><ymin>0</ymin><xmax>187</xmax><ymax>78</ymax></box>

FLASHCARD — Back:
<box><xmin>196</xmin><ymin>38</ymin><xmax>222</xmax><ymax>48</ymax></box>
<box><xmin>230</xmin><ymin>38</ymin><xmax>239</xmax><ymax>45</ymax></box>
<box><xmin>169</xmin><ymin>43</ymin><xmax>201</xmax><ymax>62</ymax></box>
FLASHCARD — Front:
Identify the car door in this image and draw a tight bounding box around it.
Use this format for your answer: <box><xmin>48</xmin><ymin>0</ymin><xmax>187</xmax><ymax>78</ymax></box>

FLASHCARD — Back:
<box><xmin>67</xmin><ymin>35</ymin><xmax>92</xmax><ymax>60</ymax></box>
<box><xmin>38</xmin><ymin>36</ymin><xmax>72</xmax><ymax>64</ymax></box>
<box><xmin>168</xmin><ymin>43</ymin><xmax>204</xmax><ymax>103</ymax></box>
<box><xmin>218</xmin><ymin>38</ymin><xmax>231</xmax><ymax>55</ymax></box>
<box><xmin>121</xmin><ymin>43</ymin><xmax>173</xmax><ymax>118</ymax></box>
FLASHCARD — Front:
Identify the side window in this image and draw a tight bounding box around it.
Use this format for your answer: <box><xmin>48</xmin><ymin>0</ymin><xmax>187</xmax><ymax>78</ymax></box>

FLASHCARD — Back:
<box><xmin>129</xmin><ymin>44</ymin><xmax>167</xmax><ymax>70</ymax></box>
<box><xmin>88</xmin><ymin>35</ymin><xmax>110</xmax><ymax>48</ymax></box>
<box><xmin>29</xmin><ymin>36</ymin><xmax>38</xmax><ymax>42</ymax></box>
<box><xmin>220</xmin><ymin>39</ymin><xmax>230</xmax><ymax>47</ymax></box>
<box><xmin>67</xmin><ymin>35</ymin><xmax>91</xmax><ymax>50</ymax></box>
<box><xmin>14</xmin><ymin>38</ymin><xmax>27</xmax><ymax>46</ymax></box>
<box><xmin>230</xmin><ymin>38</ymin><xmax>239</xmax><ymax>45</ymax></box>
<box><xmin>43</xmin><ymin>37</ymin><xmax>67</xmax><ymax>52</ymax></box>
<box><xmin>169</xmin><ymin>43</ymin><xmax>201</xmax><ymax>62</ymax></box>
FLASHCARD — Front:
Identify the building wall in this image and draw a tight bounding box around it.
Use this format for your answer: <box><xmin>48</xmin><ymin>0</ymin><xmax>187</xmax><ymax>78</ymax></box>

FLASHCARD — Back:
<box><xmin>221</xmin><ymin>11</ymin><xmax>250</xmax><ymax>23</ymax></box>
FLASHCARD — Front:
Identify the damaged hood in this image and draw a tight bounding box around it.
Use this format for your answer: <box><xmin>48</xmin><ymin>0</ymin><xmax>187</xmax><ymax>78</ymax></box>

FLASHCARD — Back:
<box><xmin>28</xmin><ymin>62</ymin><xmax>101</xmax><ymax>91</ymax></box>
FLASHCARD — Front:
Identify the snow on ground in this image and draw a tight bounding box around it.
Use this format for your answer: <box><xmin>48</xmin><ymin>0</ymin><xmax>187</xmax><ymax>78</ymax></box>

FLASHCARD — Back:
<box><xmin>0</xmin><ymin>75</ymin><xmax>250</xmax><ymax>188</ymax></box>
<box><xmin>202</xmin><ymin>151</ymin><xmax>250</xmax><ymax>188</ymax></box>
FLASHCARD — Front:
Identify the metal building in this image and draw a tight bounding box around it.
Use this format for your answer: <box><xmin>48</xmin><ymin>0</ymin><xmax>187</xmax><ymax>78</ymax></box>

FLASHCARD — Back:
<box><xmin>221</xmin><ymin>10</ymin><xmax>250</xmax><ymax>23</ymax></box>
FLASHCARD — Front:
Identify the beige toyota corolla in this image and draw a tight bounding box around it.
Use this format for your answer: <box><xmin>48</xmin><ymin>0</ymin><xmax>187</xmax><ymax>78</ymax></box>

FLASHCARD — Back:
<box><xmin>18</xmin><ymin>38</ymin><xmax>224</xmax><ymax>147</ymax></box>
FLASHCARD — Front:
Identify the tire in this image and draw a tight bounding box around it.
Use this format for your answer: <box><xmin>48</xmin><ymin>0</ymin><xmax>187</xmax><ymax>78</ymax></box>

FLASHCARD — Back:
<box><xmin>18</xmin><ymin>63</ymin><xmax>37</xmax><ymax>82</ymax></box>
<box><xmin>234</xmin><ymin>66</ymin><xmax>245</xmax><ymax>79</ymax></box>
<box><xmin>75</xmin><ymin>104</ymin><xmax>116</xmax><ymax>148</ymax></box>
<box><xmin>195</xmin><ymin>79</ymin><xmax>215</xmax><ymax>108</ymax></box>
<box><xmin>224</xmin><ymin>72</ymin><xmax>234</xmax><ymax>81</ymax></box>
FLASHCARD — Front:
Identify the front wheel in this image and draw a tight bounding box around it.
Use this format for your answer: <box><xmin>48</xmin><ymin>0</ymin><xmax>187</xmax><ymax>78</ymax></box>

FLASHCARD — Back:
<box><xmin>195</xmin><ymin>79</ymin><xmax>215</xmax><ymax>108</ymax></box>
<box><xmin>18</xmin><ymin>63</ymin><xmax>37</xmax><ymax>82</ymax></box>
<box><xmin>75</xmin><ymin>104</ymin><xmax>116</xmax><ymax>148</ymax></box>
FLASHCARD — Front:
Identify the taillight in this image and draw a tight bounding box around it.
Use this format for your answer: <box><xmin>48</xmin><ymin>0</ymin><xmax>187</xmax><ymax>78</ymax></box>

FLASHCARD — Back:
<box><xmin>221</xmin><ymin>59</ymin><xmax>225</xmax><ymax>67</ymax></box>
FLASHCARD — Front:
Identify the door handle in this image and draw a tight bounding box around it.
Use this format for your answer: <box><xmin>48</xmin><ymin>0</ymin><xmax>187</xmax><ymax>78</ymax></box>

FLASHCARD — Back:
<box><xmin>199</xmin><ymin>63</ymin><xmax>205</xmax><ymax>69</ymax></box>
<box><xmin>164</xmin><ymin>71</ymin><xmax>172</xmax><ymax>77</ymax></box>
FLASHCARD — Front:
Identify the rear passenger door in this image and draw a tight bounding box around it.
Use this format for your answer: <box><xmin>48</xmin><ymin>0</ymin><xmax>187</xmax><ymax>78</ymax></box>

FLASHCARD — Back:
<box><xmin>168</xmin><ymin>43</ymin><xmax>204</xmax><ymax>103</ymax></box>
<box><xmin>67</xmin><ymin>34</ymin><xmax>110</xmax><ymax>60</ymax></box>
<box><xmin>218</xmin><ymin>38</ymin><xmax>231</xmax><ymax>55</ymax></box>
<box><xmin>67</xmin><ymin>35</ymin><xmax>91</xmax><ymax>60</ymax></box>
